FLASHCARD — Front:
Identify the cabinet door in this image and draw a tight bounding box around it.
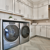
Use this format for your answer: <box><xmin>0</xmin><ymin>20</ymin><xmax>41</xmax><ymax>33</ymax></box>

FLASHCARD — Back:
<box><xmin>19</xmin><ymin>2</ymin><xmax>25</xmax><ymax>16</ymax></box>
<box><xmin>24</xmin><ymin>5</ymin><xmax>29</xmax><ymax>18</ymax></box>
<box><xmin>47</xmin><ymin>26</ymin><xmax>50</xmax><ymax>38</ymax></box>
<box><xmin>29</xmin><ymin>7</ymin><xmax>33</xmax><ymax>19</ymax></box>
<box><xmin>0</xmin><ymin>0</ymin><xmax>5</xmax><ymax>10</ymax></box>
<box><xmin>30</xmin><ymin>26</ymin><xmax>36</xmax><ymax>37</ymax></box>
<box><xmin>14</xmin><ymin>0</ymin><xmax>19</xmax><ymax>14</ymax></box>
<box><xmin>39</xmin><ymin>7</ymin><xmax>44</xmax><ymax>19</ymax></box>
<box><xmin>49</xmin><ymin>0</ymin><xmax>50</xmax><ymax>4</ymax></box>
<box><xmin>41</xmin><ymin>26</ymin><xmax>46</xmax><ymax>37</ymax></box>
<box><xmin>43</xmin><ymin>5</ymin><xmax>48</xmax><ymax>19</ymax></box>
<box><xmin>43</xmin><ymin>0</ymin><xmax>48</xmax><ymax>5</ymax></box>
<box><xmin>5</xmin><ymin>0</ymin><xmax>13</xmax><ymax>12</ymax></box>
<box><xmin>36</xmin><ymin>26</ymin><xmax>41</xmax><ymax>36</ymax></box>
<box><xmin>33</xmin><ymin>8</ymin><xmax>38</xmax><ymax>19</ymax></box>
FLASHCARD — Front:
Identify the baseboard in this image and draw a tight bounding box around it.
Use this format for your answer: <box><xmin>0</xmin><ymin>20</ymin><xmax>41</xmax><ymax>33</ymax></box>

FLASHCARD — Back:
<box><xmin>35</xmin><ymin>35</ymin><xmax>50</xmax><ymax>40</ymax></box>
<box><xmin>30</xmin><ymin>35</ymin><xmax>50</xmax><ymax>40</ymax></box>
<box><xmin>30</xmin><ymin>35</ymin><xmax>36</xmax><ymax>39</ymax></box>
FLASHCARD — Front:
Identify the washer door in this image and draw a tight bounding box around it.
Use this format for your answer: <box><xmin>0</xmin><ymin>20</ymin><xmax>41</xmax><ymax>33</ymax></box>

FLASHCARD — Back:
<box><xmin>4</xmin><ymin>25</ymin><xmax>19</xmax><ymax>42</ymax></box>
<box><xmin>21</xmin><ymin>26</ymin><xmax>30</xmax><ymax>38</ymax></box>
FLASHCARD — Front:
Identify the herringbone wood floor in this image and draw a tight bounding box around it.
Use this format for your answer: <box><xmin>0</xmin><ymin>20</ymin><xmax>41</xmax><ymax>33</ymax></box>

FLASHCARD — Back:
<box><xmin>9</xmin><ymin>37</ymin><xmax>50</xmax><ymax>50</ymax></box>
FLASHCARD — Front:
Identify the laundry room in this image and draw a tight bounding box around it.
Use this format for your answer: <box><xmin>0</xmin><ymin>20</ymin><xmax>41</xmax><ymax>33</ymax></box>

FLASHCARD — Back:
<box><xmin>0</xmin><ymin>0</ymin><xmax>50</xmax><ymax>50</ymax></box>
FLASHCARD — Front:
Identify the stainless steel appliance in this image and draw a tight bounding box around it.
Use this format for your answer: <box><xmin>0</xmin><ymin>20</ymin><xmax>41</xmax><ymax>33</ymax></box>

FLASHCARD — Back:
<box><xmin>3</xmin><ymin>21</ymin><xmax>20</xmax><ymax>50</ymax></box>
<box><xmin>20</xmin><ymin>22</ymin><xmax>30</xmax><ymax>44</ymax></box>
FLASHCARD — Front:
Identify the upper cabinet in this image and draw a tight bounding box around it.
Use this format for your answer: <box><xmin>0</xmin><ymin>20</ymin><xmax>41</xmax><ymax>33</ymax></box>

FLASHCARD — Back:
<box><xmin>5</xmin><ymin>0</ymin><xmax>13</xmax><ymax>12</ymax></box>
<box><xmin>24</xmin><ymin>5</ymin><xmax>33</xmax><ymax>19</ymax></box>
<box><xmin>33</xmin><ymin>8</ymin><xmax>38</xmax><ymax>19</ymax></box>
<box><xmin>39</xmin><ymin>6</ymin><xmax>43</xmax><ymax>19</ymax></box>
<box><xmin>43</xmin><ymin>5</ymin><xmax>48</xmax><ymax>19</ymax></box>
<box><xmin>49</xmin><ymin>0</ymin><xmax>50</xmax><ymax>4</ymax></box>
<box><xmin>19</xmin><ymin>2</ymin><xmax>25</xmax><ymax>16</ymax></box>
<box><xmin>14</xmin><ymin>0</ymin><xmax>19</xmax><ymax>14</ymax></box>
<box><xmin>0</xmin><ymin>0</ymin><xmax>13</xmax><ymax>12</ymax></box>
<box><xmin>28</xmin><ymin>7</ymin><xmax>33</xmax><ymax>19</ymax></box>
<box><xmin>0</xmin><ymin>0</ymin><xmax>5</xmax><ymax>10</ymax></box>
<box><xmin>39</xmin><ymin>5</ymin><xmax>48</xmax><ymax>19</ymax></box>
<box><xmin>33</xmin><ymin>0</ymin><xmax>49</xmax><ymax>20</ymax></box>
<box><xmin>33</xmin><ymin>2</ymin><xmax>49</xmax><ymax>20</ymax></box>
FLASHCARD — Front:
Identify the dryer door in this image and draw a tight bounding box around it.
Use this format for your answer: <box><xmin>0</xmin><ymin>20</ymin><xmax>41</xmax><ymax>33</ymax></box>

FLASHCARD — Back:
<box><xmin>4</xmin><ymin>25</ymin><xmax>19</xmax><ymax>42</ymax></box>
<box><xmin>21</xmin><ymin>26</ymin><xmax>30</xmax><ymax>38</ymax></box>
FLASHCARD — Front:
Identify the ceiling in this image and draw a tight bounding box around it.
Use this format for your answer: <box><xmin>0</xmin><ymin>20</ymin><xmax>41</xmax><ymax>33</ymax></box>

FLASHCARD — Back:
<box><xmin>31</xmin><ymin>0</ymin><xmax>40</xmax><ymax>2</ymax></box>
<box><xmin>28</xmin><ymin>0</ymin><xmax>47</xmax><ymax>4</ymax></box>
<box><xmin>31</xmin><ymin>0</ymin><xmax>46</xmax><ymax>2</ymax></box>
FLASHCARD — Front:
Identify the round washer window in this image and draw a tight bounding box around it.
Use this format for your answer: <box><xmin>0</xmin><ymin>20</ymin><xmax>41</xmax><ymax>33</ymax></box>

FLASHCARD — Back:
<box><xmin>4</xmin><ymin>25</ymin><xmax>19</xmax><ymax>42</ymax></box>
<box><xmin>21</xmin><ymin>26</ymin><xmax>30</xmax><ymax>38</ymax></box>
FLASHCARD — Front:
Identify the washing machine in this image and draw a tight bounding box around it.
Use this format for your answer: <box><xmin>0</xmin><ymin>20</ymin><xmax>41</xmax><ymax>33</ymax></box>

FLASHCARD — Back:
<box><xmin>2</xmin><ymin>20</ymin><xmax>20</xmax><ymax>50</ymax></box>
<box><xmin>20</xmin><ymin>22</ymin><xmax>30</xmax><ymax>44</ymax></box>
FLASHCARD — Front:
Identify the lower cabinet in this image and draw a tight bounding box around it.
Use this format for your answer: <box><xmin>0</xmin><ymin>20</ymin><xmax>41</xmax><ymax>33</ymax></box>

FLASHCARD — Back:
<box><xmin>36</xmin><ymin>25</ymin><xmax>41</xmax><ymax>36</ymax></box>
<box><xmin>30</xmin><ymin>25</ymin><xmax>36</xmax><ymax>38</ymax></box>
<box><xmin>36</xmin><ymin>25</ymin><xmax>47</xmax><ymax>37</ymax></box>
<box><xmin>30</xmin><ymin>25</ymin><xmax>50</xmax><ymax>38</ymax></box>
<box><xmin>46</xmin><ymin>26</ymin><xmax>50</xmax><ymax>38</ymax></box>
<box><xmin>40</xmin><ymin>26</ymin><xmax>46</xmax><ymax>37</ymax></box>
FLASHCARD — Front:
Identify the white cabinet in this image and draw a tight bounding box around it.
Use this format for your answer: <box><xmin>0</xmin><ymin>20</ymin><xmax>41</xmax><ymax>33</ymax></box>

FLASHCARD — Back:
<box><xmin>43</xmin><ymin>5</ymin><xmax>48</xmax><ymax>19</ymax></box>
<box><xmin>29</xmin><ymin>7</ymin><xmax>33</xmax><ymax>19</ymax></box>
<box><xmin>14</xmin><ymin>0</ymin><xmax>19</xmax><ymax>14</ymax></box>
<box><xmin>46</xmin><ymin>26</ymin><xmax>50</xmax><ymax>38</ymax></box>
<box><xmin>24</xmin><ymin>5</ymin><xmax>33</xmax><ymax>19</ymax></box>
<box><xmin>5</xmin><ymin>0</ymin><xmax>13</xmax><ymax>12</ymax></box>
<box><xmin>39</xmin><ymin>7</ymin><xmax>44</xmax><ymax>19</ymax></box>
<box><xmin>19</xmin><ymin>2</ymin><xmax>25</xmax><ymax>16</ymax></box>
<box><xmin>41</xmin><ymin>26</ymin><xmax>46</xmax><ymax>37</ymax></box>
<box><xmin>49</xmin><ymin>0</ymin><xmax>50</xmax><ymax>4</ymax></box>
<box><xmin>30</xmin><ymin>25</ymin><xmax>36</xmax><ymax>38</ymax></box>
<box><xmin>33</xmin><ymin>8</ymin><xmax>38</xmax><ymax>19</ymax></box>
<box><xmin>43</xmin><ymin>0</ymin><xmax>48</xmax><ymax>5</ymax></box>
<box><xmin>24</xmin><ymin>5</ymin><xmax>29</xmax><ymax>18</ymax></box>
<box><xmin>39</xmin><ymin>5</ymin><xmax>48</xmax><ymax>19</ymax></box>
<box><xmin>0</xmin><ymin>0</ymin><xmax>5</xmax><ymax>10</ymax></box>
<box><xmin>36</xmin><ymin>26</ymin><xmax>41</xmax><ymax>36</ymax></box>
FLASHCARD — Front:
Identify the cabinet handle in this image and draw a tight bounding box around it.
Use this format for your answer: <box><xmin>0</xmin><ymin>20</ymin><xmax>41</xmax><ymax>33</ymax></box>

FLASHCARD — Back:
<box><xmin>19</xmin><ymin>10</ymin><xmax>21</xmax><ymax>13</ymax></box>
